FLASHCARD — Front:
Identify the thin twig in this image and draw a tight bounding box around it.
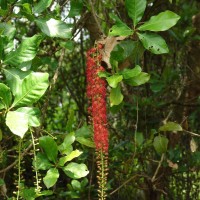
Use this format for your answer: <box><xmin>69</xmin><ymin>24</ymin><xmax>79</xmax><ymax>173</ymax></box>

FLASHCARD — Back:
<box><xmin>151</xmin><ymin>153</ymin><xmax>165</xmax><ymax>183</ymax></box>
<box><xmin>0</xmin><ymin>143</ymin><xmax>33</xmax><ymax>174</ymax></box>
<box><xmin>184</xmin><ymin>130</ymin><xmax>200</xmax><ymax>137</ymax></box>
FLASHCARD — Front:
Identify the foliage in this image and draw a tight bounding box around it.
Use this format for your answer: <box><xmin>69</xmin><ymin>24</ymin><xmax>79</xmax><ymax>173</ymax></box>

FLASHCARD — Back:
<box><xmin>0</xmin><ymin>0</ymin><xmax>200</xmax><ymax>200</ymax></box>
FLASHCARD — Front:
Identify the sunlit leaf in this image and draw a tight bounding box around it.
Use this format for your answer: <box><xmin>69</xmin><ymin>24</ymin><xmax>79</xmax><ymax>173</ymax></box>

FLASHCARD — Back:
<box><xmin>63</xmin><ymin>162</ymin><xmax>89</xmax><ymax>179</ymax></box>
<box><xmin>43</xmin><ymin>168</ymin><xmax>59</xmax><ymax>189</ymax></box>
<box><xmin>159</xmin><ymin>122</ymin><xmax>182</xmax><ymax>132</ymax></box>
<box><xmin>106</xmin><ymin>74</ymin><xmax>123</xmax><ymax>88</ymax></box>
<box><xmin>120</xmin><ymin>65</ymin><xmax>142</xmax><ymax>79</ymax></box>
<box><xmin>110</xmin><ymin>84</ymin><xmax>124</xmax><ymax>106</ymax></box>
<box><xmin>138</xmin><ymin>10</ymin><xmax>180</xmax><ymax>31</ymax></box>
<box><xmin>124</xmin><ymin>72</ymin><xmax>150</xmax><ymax>86</ymax></box>
<box><xmin>35</xmin><ymin>18</ymin><xmax>72</xmax><ymax>39</ymax></box>
<box><xmin>6</xmin><ymin>111</ymin><xmax>28</xmax><ymax>138</ymax></box>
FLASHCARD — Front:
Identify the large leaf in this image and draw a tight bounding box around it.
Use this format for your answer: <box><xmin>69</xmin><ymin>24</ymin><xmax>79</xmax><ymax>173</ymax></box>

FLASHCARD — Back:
<box><xmin>125</xmin><ymin>0</ymin><xmax>146</xmax><ymax>27</ymax></box>
<box><xmin>35</xmin><ymin>18</ymin><xmax>72</xmax><ymax>39</ymax></box>
<box><xmin>106</xmin><ymin>74</ymin><xmax>123</xmax><ymax>88</ymax></box>
<box><xmin>16</xmin><ymin>107</ymin><xmax>41</xmax><ymax>127</ymax></box>
<box><xmin>153</xmin><ymin>135</ymin><xmax>169</xmax><ymax>154</ymax></box>
<box><xmin>0</xmin><ymin>83</ymin><xmax>12</xmax><ymax>109</ymax></box>
<box><xmin>4</xmin><ymin>35</ymin><xmax>42</xmax><ymax>67</ymax></box>
<box><xmin>110</xmin><ymin>84</ymin><xmax>124</xmax><ymax>106</ymax></box>
<box><xmin>120</xmin><ymin>65</ymin><xmax>142</xmax><ymax>79</ymax></box>
<box><xmin>138</xmin><ymin>10</ymin><xmax>180</xmax><ymax>31</ymax></box>
<box><xmin>58</xmin><ymin>150</ymin><xmax>82</xmax><ymax>166</ymax></box>
<box><xmin>63</xmin><ymin>162</ymin><xmax>89</xmax><ymax>179</ymax></box>
<box><xmin>43</xmin><ymin>168</ymin><xmax>59</xmax><ymax>189</ymax></box>
<box><xmin>11</xmin><ymin>72</ymin><xmax>49</xmax><ymax>108</ymax></box>
<box><xmin>159</xmin><ymin>122</ymin><xmax>183</xmax><ymax>132</ymax></box>
<box><xmin>3</xmin><ymin>68</ymin><xmax>31</xmax><ymax>96</ymax></box>
<box><xmin>0</xmin><ymin>23</ymin><xmax>16</xmax><ymax>40</ymax></box>
<box><xmin>33</xmin><ymin>0</ymin><xmax>52</xmax><ymax>14</ymax></box>
<box><xmin>68</xmin><ymin>0</ymin><xmax>83</xmax><ymax>17</ymax></box>
<box><xmin>109</xmin><ymin>14</ymin><xmax>133</xmax><ymax>36</ymax></box>
<box><xmin>58</xmin><ymin>132</ymin><xmax>75</xmax><ymax>154</ymax></box>
<box><xmin>137</xmin><ymin>32</ymin><xmax>169</xmax><ymax>54</ymax></box>
<box><xmin>39</xmin><ymin>136</ymin><xmax>58</xmax><ymax>163</ymax></box>
<box><xmin>6</xmin><ymin>111</ymin><xmax>28</xmax><ymax>138</ymax></box>
<box><xmin>124</xmin><ymin>72</ymin><xmax>150</xmax><ymax>86</ymax></box>
<box><xmin>34</xmin><ymin>152</ymin><xmax>52</xmax><ymax>170</ymax></box>
<box><xmin>76</xmin><ymin>137</ymin><xmax>95</xmax><ymax>148</ymax></box>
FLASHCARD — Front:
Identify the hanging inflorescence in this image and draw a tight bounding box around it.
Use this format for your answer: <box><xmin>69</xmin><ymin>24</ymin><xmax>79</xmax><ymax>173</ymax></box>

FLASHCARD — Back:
<box><xmin>86</xmin><ymin>43</ymin><xmax>109</xmax><ymax>199</ymax></box>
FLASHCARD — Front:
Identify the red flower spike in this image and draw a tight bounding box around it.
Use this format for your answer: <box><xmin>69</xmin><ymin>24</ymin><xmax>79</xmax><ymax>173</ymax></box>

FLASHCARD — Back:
<box><xmin>86</xmin><ymin>44</ymin><xmax>109</xmax><ymax>153</ymax></box>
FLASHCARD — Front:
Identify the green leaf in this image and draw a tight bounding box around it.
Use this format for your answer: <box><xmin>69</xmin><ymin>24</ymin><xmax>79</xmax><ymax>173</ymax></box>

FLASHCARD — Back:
<box><xmin>58</xmin><ymin>132</ymin><xmax>75</xmax><ymax>153</ymax></box>
<box><xmin>109</xmin><ymin>23</ymin><xmax>133</xmax><ymax>37</ymax></box>
<box><xmin>76</xmin><ymin>137</ymin><xmax>95</xmax><ymax>148</ymax></box>
<box><xmin>22</xmin><ymin>188</ymin><xmax>36</xmax><ymax>200</ymax></box>
<box><xmin>6</xmin><ymin>111</ymin><xmax>28</xmax><ymax>138</ymax></box>
<box><xmin>125</xmin><ymin>0</ymin><xmax>146</xmax><ymax>27</ymax></box>
<box><xmin>63</xmin><ymin>162</ymin><xmax>89</xmax><ymax>179</ymax></box>
<box><xmin>153</xmin><ymin>135</ymin><xmax>169</xmax><ymax>154</ymax></box>
<box><xmin>124</xmin><ymin>72</ymin><xmax>150</xmax><ymax>86</ymax></box>
<box><xmin>34</xmin><ymin>152</ymin><xmax>52</xmax><ymax>170</ymax></box>
<box><xmin>35</xmin><ymin>18</ymin><xmax>72</xmax><ymax>39</ymax></box>
<box><xmin>43</xmin><ymin>168</ymin><xmax>59</xmax><ymax>189</ymax></box>
<box><xmin>98</xmin><ymin>71</ymin><xmax>110</xmax><ymax>78</ymax></box>
<box><xmin>0</xmin><ymin>83</ymin><xmax>12</xmax><ymax>109</ymax></box>
<box><xmin>16</xmin><ymin>107</ymin><xmax>41</xmax><ymax>127</ymax></box>
<box><xmin>135</xmin><ymin>132</ymin><xmax>144</xmax><ymax>145</ymax></box>
<box><xmin>0</xmin><ymin>0</ymin><xmax>7</xmax><ymax>10</ymax></box>
<box><xmin>4</xmin><ymin>34</ymin><xmax>42</xmax><ymax>67</ymax></box>
<box><xmin>68</xmin><ymin>0</ymin><xmax>83</xmax><ymax>17</ymax></box>
<box><xmin>58</xmin><ymin>150</ymin><xmax>82</xmax><ymax>166</ymax></box>
<box><xmin>11</xmin><ymin>72</ymin><xmax>49</xmax><ymax>108</ymax></box>
<box><xmin>106</xmin><ymin>74</ymin><xmax>123</xmax><ymax>88</ymax></box>
<box><xmin>120</xmin><ymin>65</ymin><xmax>142</xmax><ymax>79</ymax></box>
<box><xmin>33</xmin><ymin>0</ymin><xmax>53</xmax><ymax>14</ymax></box>
<box><xmin>110</xmin><ymin>84</ymin><xmax>124</xmax><ymax>106</ymax></box>
<box><xmin>39</xmin><ymin>136</ymin><xmax>58</xmax><ymax>163</ymax></box>
<box><xmin>71</xmin><ymin>180</ymin><xmax>81</xmax><ymax>191</ymax></box>
<box><xmin>138</xmin><ymin>10</ymin><xmax>180</xmax><ymax>31</ymax></box>
<box><xmin>159</xmin><ymin>122</ymin><xmax>183</xmax><ymax>132</ymax></box>
<box><xmin>75</xmin><ymin>126</ymin><xmax>92</xmax><ymax>138</ymax></box>
<box><xmin>137</xmin><ymin>32</ymin><xmax>169</xmax><ymax>54</ymax></box>
<box><xmin>0</xmin><ymin>23</ymin><xmax>16</xmax><ymax>40</ymax></box>
<box><xmin>3</xmin><ymin>68</ymin><xmax>31</xmax><ymax>96</ymax></box>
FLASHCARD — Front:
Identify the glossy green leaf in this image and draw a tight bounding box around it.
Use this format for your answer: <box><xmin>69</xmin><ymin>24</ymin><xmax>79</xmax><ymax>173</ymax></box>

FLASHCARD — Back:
<box><xmin>3</xmin><ymin>68</ymin><xmax>31</xmax><ymax>96</ymax></box>
<box><xmin>43</xmin><ymin>168</ymin><xmax>59</xmax><ymax>189</ymax></box>
<box><xmin>0</xmin><ymin>83</ymin><xmax>12</xmax><ymax>109</ymax></box>
<box><xmin>125</xmin><ymin>0</ymin><xmax>146</xmax><ymax>27</ymax></box>
<box><xmin>33</xmin><ymin>0</ymin><xmax>52</xmax><ymax>14</ymax></box>
<box><xmin>22</xmin><ymin>188</ymin><xmax>36</xmax><ymax>200</ymax></box>
<box><xmin>0</xmin><ymin>23</ymin><xmax>16</xmax><ymax>40</ymax></box>
<box><xmin>137</xmin><ymin>32</ymin><xmax>169</xmax><ymax>54</ymax></box>
<box><xmin>39</xmin><ymin>136</ymin><xmax>58</xmax><ymax>163</ymax></box>
<box><xmin>11</xmin><ymin>72</ymin><xmax>49</xmax><ymax>108</ymax></box>
<box><xmin>16</xmin><ymin>107</ymin><xmax>41</xmax><ymax>127</ymax></box>
<box><xmin>138</xmin><ymin>10</ymin><xmax>180</xmax><ymax>31</ymax></box>
<box><xmin>106</xmin><ymin>74</ymin><xmax>123</xmax><ymax>88</ymax></box>
<box><xmin>75</xmin><ymin>126</ymin><xmax>92</xmax><ymax>138</ymax></box>
<box><xmin>153</xmin><ymin>135</ymin><xmax>169</xmax><ymax>154</ymax></box>
<box><xmin>35</xmin><ymin>18</ymin><xmax>72</xmax><ymax>39</ymax></box>
<box><xmin>159</xmin><ymin>122</ymin><xmax>183</xmax><ymax>132</ymax></box>
<box><xmin>63</xmin><ymin>162</ymin><xmax>89</xmax><ymax>179</ymax></box>
<box><xmin>6</xmin><ymin>111</ymin><xmax>28</xmax><ymax>138</ymax></box>
<box><xmin>34</xmin><ymin>152</ymin><xmax>52</xmax><ymax>170</ymax></box>
<box><xmin>125</xmin><ymin>72</ymin><xmax>150</xmax><ymax>86</ymax></box>
<box><xmin>109</xmin><ymin>23</ymin><xmax>133</xmax><ymax>37</ymax></box>
<box><xmin>4</xmin><ymin>34</ymin><xmax>42</xmax><ymax>67</ymax></box>
<box><xmin>58</xmin><ymin>150</ymin><xmax>82</xmax><ymax>166</ymax></box>
<box><xmin>110</xmin><ymin>84</ymin><xmax>124</xmax><ymax>106</ymax></box>
<box><xmin>68</xmin><ymin>0</ymin><xmax>83</xmax><ymax>17</ymax></box>
<box><xmin>120</xmin><ymin>65</ymin><xmax>142</xmax><ymax>79</ymax></box>
<box><xmin>76</xmin><ymin>137</ymin><xmax>95</xmax><ymax>148</ymax></box>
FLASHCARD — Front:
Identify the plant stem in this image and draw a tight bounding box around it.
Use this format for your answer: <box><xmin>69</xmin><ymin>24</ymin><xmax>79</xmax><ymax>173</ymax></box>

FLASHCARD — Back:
<box><xmin>17</xmin><ymin>139</ymin><xmax>22</xmax><ymax>200</ymax></box>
